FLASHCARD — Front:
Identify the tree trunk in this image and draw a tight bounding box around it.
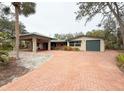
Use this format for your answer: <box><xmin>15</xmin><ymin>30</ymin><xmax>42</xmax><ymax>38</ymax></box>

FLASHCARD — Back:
<box><xmin>14</xmin><ymin>6</ymin><xmax>20</xmax><ymax>59</ymax></box>
<box><xmin>119</xmin><ymin>25</ymin><xmax>124</xmax><ymax>49</ymax></box>
<box><xmin>107</xmin><ymin>2</ymin><xmax>124</xmax><ymax>48</ymax></box>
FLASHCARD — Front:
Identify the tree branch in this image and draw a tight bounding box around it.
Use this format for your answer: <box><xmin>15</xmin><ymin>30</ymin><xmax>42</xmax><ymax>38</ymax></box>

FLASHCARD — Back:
<box><xmin>114</xmin><ymin>2</ymin><xmax>120</xmax><ymax>18</ymax></box>
<box><xmin>107</xmin><ymin>2</ymin><xmax>124</xmax><ymax>27</ymax></box>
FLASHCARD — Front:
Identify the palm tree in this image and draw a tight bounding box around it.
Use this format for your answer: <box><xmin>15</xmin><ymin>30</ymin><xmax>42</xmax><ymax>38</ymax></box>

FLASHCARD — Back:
<box><xmin>11</xmin><ymin>2</ymin><xmax>36</xmax><ymax>59</ymax></box>
<box><xmin>1</xmin><ymin>2</ymin><xmax>36</xmax><ymax>59</ymax></box>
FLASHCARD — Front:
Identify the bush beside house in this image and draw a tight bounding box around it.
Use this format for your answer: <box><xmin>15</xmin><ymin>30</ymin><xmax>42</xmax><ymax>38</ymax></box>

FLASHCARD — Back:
<box><xmin>116</xmin><ymin>54</ymin><xmax>124</xmax><ymax>72</ymax></box>
<box><xmin>54</xmin><ymin>46</ymin><xmax>80</xmax><ymax>51</ymax></box>
<box><xmin>0</xmin><ymin>51</ymin><xmax>10</xmax><ymax>66</ymax></box>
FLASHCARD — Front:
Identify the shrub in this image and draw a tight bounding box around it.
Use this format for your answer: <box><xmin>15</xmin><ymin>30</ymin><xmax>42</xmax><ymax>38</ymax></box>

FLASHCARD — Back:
<box><xmin>116</xmin><ymin>54</ymin><xmax>124</xmax><ymax>72</ymax></box>
<box><xmin>63</xmin><ymin>46</ymin><xmax>73</xmax><ymax>51</ymax></box>
<box><xmin>54</xmin><ymin>46</ymin><xmax>80</xmax><ymax>51</ymax></box>
<box><xmin>72</xmin><ymin>48</ymin><xmax>80</xmax><ymax>51</ymax></box>
<box><xmin>0</xmin><ymin>51</ymin><xmax>10</xmax><ymax>65</ymax></box>
<box><xmin>0</xmin><ymin>43</ymin><xmax>13</xmax><ymax>51</ymax></box>
<box><xmin>116</xmin><ymin>54</ymin><xmax>124</xmax><ymax>65</ymax></box>
<box><xmin>63</xmin><ymin>46</ymin><xmax>80</xmax><ymax>51</ymax></box>
<box><xmin>67</xmin><ymin>46</ymin><xmax>72</xmax><ymax>51</ymax></box>
<box><xmin>120</xmin><ymin>64</ymin><xmax>124</xmax><ymax>72</ymax></box>
<box><xmin>0</xmin><ymin>55</ymin><xmax>9</xmax><ymax>62</ymax></box>
<box><xmin>54</xmin><ymin>46</ymin><xmax>62</xmax><ymax>50</ymax></box>
<box><xmin>63</xmin><ymin>46</ymin><xmax>68</xmax><ymax>50</ymax></box>
<box><xmin>9</xmin><ymin>57</ymin><xmax>16</xmax><ymax>61</ymax></box>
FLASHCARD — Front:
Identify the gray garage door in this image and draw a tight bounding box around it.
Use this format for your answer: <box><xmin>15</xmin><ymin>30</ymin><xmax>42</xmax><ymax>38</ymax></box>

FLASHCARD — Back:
<box><xmin>86</xmin><ymin>40</ymin><xmax>100</xmax><ymax>51</ymax></box>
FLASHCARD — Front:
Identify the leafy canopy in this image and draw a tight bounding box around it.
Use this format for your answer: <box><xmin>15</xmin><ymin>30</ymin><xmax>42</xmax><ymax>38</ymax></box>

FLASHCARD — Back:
<box><xmin>76</xmin><ymin>2</ymin><xmax>124</xmax><ymax>25</ymax></box>
<box><xmin>54</xmin><ymin>32</ymin><xmax>84</xmax><ymax>40</ymax></box>
<box><xmin>0</xmin><ymin>18</ymin><xmax>28</xmax><ymax>34</ymax></box>
<box><xmin>2</xmin><ymin>2</ymin><xmax>36</xmax><ymax>17</ymax></box>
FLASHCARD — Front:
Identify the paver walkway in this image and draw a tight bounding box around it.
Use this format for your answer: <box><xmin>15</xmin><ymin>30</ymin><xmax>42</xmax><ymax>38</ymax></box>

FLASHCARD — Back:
<box><xmin>0</xmin><ymin>50</ymin><xmax>124</xmax><ymax>91</ymax></box>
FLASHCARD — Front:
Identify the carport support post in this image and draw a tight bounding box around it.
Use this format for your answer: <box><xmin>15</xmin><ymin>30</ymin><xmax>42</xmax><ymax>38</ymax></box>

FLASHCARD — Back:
<box><xmin>67</xmin><ymin>41</ymin><xmax>69</xmax><ymax>46</ymax></box>
<box><xmin>48</xmin><ymin>41</ymin><xmax>51</xmax><ymax>51</ymax></box>
<box><xmin>32</xmin><ymin>37</ymin><xmax>37</xmax><ymax>53</ymax></box>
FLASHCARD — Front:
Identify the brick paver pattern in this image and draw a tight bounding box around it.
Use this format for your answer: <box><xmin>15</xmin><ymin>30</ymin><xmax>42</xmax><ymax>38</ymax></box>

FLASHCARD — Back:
<box><xmin>0</xmin><ymin>50</ymin><xmax>124</xmax><ymax>91</ymax></box>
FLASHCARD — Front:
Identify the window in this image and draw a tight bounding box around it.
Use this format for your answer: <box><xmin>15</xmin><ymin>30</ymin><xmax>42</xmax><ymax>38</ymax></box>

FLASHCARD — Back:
<box><xmin>75</xmin><ymin>43</ymin><xmax>81</xmax><ymax>46</ymax></box>
<box><xmin>69</xmin><ymin>41</ymin><xmax>81</xmax><ymax>46</ymax></box>
<box><xmin>69</xmin><ymin>42</ymin><xmax>74</xmax><ymax>46</ymax></box>
<box><xmin>75</xmin><ymin>41</ymin><xmax>81</xmax><ymax>46</ymax></box>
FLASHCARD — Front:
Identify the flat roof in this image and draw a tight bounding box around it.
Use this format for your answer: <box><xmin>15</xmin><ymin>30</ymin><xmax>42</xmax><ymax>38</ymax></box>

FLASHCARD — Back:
<box><xmin>67</xmin><ymin>35</ymin><xmax>104</xmax><ymax>41</ymax></box>
<box><xmin>50</xmin><ymin>39</ymin><xmax>66</xmax><ymax>42</ymax></box>
<box><xmin>19</xmin><ymin>33</ymin><xmax>104</xmax><ymax>41</ymax></box>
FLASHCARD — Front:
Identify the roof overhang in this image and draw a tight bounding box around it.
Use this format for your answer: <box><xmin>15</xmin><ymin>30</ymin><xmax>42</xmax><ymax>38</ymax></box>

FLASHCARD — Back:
<box><xmin>20</xmin><ymin>33</ymin><xmax>52</xmax><ymax>39</ymax></box>
<box><xmin>67</xmin><ymin>35</ymin><xmax>104</xmax><ymax>41</ymax></box>
<box><xmin>50</xmin><ymin>39</ymin><xmax>67</xmax><ymax>42</ymax></box>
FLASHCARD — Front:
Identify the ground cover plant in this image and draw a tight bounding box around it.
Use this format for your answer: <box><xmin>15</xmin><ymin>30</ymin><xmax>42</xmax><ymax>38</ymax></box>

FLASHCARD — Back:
<box><xmin>116</xmin><ymin>54</ymin><xmax>124</xmax><ymax>72</ymax></box>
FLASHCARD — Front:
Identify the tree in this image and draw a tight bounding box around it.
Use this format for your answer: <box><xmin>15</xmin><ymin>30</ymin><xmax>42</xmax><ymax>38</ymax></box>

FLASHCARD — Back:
<box><xmin>0</xmin><ymin>18</ymin><xmax>28</xmax><ymax>35</ymax></box>
<box><xmin>76</xmin><ymin>2</ymin><xmax>124</xmax><ymax>48</ymax></box>
<box><xmin>2</xmin><ymin>2</ymin><xmax>36</xmax><ymax>59</ymax></box>
<box><xmin>99</xmin><ymin>15</ymin><xmax>123</xmax><ymax>48</ymax></box>
<box><xmin>54</xmin><ymin>32</ymin><xmax>84</xmax><ymax>40</ymax></box>
<box><xmin>0</xmin><ymin>32</ymin><xmax>13</xmax><ymax>51</ymax></box>
<box><xmin>86</xmin><ymin>29</ymin><xmax>105</xmax><ymax>38</ymax></box>
<box><xmin>117</xmin><ymin>28</ymin><xmax>123</xmax><ymax>48</ymax></box>
<box><xmin>86</xmin><ymin>29</ymin><xmax>118</xmax><ymax>49</ymax></box>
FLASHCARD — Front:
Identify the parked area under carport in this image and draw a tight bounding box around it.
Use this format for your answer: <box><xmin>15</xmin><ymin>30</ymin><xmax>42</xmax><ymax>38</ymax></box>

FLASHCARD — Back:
<box><xmin>19</xmin><ymin>33</ymin><xmax>51</xmax><ymax>52</ymax></box>
<box><xmin>0</xmin><ymin>50</ymin><xmax>124</xmax><ymax>91</ymax></box>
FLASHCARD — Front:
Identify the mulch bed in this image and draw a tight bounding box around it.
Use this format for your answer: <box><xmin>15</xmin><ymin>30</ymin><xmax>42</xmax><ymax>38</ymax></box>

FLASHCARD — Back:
<box><xmin>0</xmin><ymin>59</ymin><xmax>29</xmax><ymax>87</ymax></box>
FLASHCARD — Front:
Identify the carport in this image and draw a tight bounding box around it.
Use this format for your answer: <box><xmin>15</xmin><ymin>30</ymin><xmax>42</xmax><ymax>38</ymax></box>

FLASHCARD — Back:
<box><xmin>19</xmin><ymin>33</ymin><xmax>51</xmax><ymax>52</ymax></box>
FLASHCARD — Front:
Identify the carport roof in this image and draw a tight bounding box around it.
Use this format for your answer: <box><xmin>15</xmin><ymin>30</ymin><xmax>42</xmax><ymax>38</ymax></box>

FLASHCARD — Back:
<box><xmin>20</xmin><ymin>33</ymin><xmax>53</xmax><ymax>39</ymax></box>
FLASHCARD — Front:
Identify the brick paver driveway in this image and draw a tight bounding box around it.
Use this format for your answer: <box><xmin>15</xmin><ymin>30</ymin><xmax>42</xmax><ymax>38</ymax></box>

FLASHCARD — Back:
<box><xmin>0</xmin><ymin>50</ymin><xmax>124</xmax><ymax>91</ymax></box>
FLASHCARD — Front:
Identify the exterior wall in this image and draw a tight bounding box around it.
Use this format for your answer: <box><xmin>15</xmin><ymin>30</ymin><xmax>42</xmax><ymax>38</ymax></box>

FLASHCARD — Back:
<box><xmin>68</xmin><ymin>37</ymin><xmax>105</xmax><ymax>52</ymax></box>
<box><xmin>100</xmin><ymin>39</ymin><xmax>105</xmax><ymax>52</ymax></box>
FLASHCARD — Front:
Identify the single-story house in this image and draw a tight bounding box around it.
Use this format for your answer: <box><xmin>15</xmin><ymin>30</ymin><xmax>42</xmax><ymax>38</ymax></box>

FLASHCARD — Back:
<box><xmin>18</xmin><ymin>33</ymin><xmax>105</xmax><ymax>52</ymax></box>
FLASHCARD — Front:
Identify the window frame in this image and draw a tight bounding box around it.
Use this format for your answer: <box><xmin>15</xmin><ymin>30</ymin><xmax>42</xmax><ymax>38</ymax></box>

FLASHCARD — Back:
<box><xmin>69</xmin><ymin>40</ymin><xmax>81</xmax><ymax>47</ymax></box>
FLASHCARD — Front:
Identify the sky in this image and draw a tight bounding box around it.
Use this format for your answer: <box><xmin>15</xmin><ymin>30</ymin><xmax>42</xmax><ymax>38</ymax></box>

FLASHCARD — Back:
<box><xmin>20</xmin><ymin>2</ymin><xmax>103</xmax><ymax>37</ymax></box>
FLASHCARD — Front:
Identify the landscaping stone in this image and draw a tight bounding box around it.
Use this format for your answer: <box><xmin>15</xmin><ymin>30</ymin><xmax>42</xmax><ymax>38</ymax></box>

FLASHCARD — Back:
<box><xmin>9</xmin><ymin>51</ymin><xmax>52</xmax><ymax>70</ymax></box>
<box><xmin>17</xmin><ymin>54</ymin><xmax>52</xmax><ymax>70</ymax></box>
